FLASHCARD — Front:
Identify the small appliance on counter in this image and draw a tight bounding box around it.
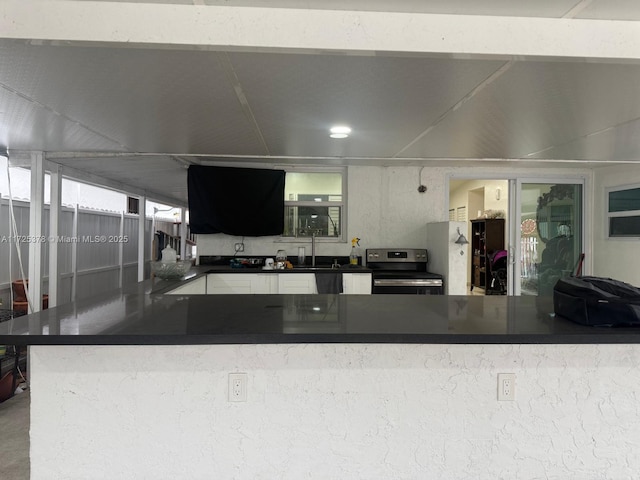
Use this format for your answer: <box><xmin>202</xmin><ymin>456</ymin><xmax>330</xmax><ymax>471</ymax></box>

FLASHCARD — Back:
<box><xmin>263</xmin><ymin>258</ymin><xmax>275</xmax><ymax>270</ymax></box>
<box><xmin>275</xmin><ymin>250</ymin><xmax>287</xmax><ymax>269</ymax></box>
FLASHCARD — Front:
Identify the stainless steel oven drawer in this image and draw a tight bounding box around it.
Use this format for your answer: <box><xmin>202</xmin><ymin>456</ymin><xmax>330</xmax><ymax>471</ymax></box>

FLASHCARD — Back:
<box><xmin>373</xmin><ymin>278</ymin><xmax>443</xmax><ymax>287</ymax></box>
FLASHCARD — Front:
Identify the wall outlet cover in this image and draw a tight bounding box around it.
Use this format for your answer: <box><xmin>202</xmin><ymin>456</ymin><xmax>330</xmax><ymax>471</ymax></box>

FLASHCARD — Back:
<box><xmin>498</xmin><ymin>373</ymin><xmax>516</xmax><ymax>401</ymax></box>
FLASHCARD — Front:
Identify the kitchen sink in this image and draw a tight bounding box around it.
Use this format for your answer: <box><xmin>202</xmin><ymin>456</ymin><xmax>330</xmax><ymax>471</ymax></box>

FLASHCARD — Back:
<box><xmin>293</xmin><ymin>265</ymin><xmax>341</xmax><ymax>271</ymax></box>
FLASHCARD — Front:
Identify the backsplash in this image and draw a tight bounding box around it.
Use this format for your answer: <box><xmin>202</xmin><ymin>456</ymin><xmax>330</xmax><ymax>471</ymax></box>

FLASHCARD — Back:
<box><xmin>199</xmin><ymin>255</ymin><xmax>356</xmax><ymax>267</ymax></box>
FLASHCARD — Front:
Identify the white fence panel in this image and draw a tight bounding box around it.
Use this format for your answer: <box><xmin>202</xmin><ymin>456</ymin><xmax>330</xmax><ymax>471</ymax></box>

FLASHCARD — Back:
<box><xmin>1</xmin><ymin>199</ymin><xmax>153</xmax><ymax>307</ymax></box>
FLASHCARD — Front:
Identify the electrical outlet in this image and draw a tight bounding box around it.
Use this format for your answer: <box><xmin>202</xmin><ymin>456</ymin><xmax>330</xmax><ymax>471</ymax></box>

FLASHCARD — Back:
<box><xmin>228</xmin><ymin>373</ymin><xmax>247</xmax><ymax>402</ymax></box>
<box><xmin>234</xmin><ymin>243</ymin><xmax>244</xmax><ymax>253</ymax></box>
<box><xmin>497</xmin><ymin>373</ymin><xmax>516</xmax><ymax>401</ymax></box>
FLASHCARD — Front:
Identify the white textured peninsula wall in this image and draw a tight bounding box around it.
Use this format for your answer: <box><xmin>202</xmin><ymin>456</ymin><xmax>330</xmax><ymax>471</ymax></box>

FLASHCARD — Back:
<box><xmin>30</xmin><ymin>344</ymin><xmax>640</xmax><ymax>479</ymax></box>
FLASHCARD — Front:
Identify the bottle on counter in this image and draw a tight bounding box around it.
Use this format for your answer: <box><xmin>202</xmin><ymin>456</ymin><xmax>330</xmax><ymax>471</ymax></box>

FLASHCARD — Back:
<box><xmin>350</xmin><ymin>237</ymin><xmax>361</xmax><ymax>265</ymax></box>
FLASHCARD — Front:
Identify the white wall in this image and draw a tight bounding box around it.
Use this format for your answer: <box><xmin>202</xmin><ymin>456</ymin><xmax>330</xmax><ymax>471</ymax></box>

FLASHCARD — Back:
<box><xmin>197</xmin><ymin>165</ymin><xmax>448</xmax><ymax>260</ymax></box>
<box><xmin>426</xmin><ymin>221</ymin><xmax>468</xmax><ymax>295</ymax></box>
<box><xmin>30</xmin><ymin>343</ymin><xmax>640</xmax><ymax>479</ymax></box>
<box><xmin>593</xmin><ymin>164</ymin><xmax>640</xmax><ymax>285</ymax></box>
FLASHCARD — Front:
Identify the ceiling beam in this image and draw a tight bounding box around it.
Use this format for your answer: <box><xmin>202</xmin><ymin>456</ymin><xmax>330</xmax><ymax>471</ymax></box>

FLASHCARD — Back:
<box><xmin>2</xmin><ymin>1</ymin><xmax>640</xmax><ymax>61</ymax></box>
<box><xmin>8</xmin><ymin>152</ymin><xmax>187</xmax><ymax>207</ymax></box>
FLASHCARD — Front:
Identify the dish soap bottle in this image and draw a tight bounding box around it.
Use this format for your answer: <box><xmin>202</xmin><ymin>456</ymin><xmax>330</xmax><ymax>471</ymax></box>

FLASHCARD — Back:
<box><xmin>350</xmin><ymin>237</ymin><xmax>361</xmax><ymax>266</ymax></box>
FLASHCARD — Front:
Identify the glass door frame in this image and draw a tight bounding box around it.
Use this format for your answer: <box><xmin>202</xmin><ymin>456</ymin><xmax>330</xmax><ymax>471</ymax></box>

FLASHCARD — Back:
<box><xmin>447</xmin><ymin>173</ymin><xmax>591</xmax><ymax>296</ymax></box>
<box><xmin>511</xmin><ymin>176</ymin><xmax>590</xmax><ymax>296</ymax></box>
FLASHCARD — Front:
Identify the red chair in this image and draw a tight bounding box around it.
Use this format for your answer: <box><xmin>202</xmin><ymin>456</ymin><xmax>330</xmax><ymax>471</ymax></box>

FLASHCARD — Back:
<box><xmin>11</xmin><ymin>280</ymin><xmax>48</xmax><ymax>314</ymax></box>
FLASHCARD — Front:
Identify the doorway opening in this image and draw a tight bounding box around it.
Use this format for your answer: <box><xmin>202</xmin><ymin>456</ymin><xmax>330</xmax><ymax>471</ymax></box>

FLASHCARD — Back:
<box><xmin>449</xmin><ymin>179</ymin><xmax>509</xmax><ymax>296</ymax></box>
<box><xmin>450</xmin><ymin>177</ymin><xmax>584</xmax><ymax>297</ymax></box>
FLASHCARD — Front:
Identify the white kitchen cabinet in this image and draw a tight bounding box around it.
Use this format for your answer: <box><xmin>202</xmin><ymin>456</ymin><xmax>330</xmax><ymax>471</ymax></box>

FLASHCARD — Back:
<box><xmin>165</xmin><ymin>276</ymin><xmax>207</xmax><ymax>295</ymax></box>
<box><xmin>207</xmin><ymin>273</ymin><xmax>277</xmax><ymax>294</ymax></box>
<box><xmin>342</xmin><ymin>273</ymin><xmax>372</xmax><ymax>294</ymax></box>
<box><xmin>277</xmin><ymin>273</ymin><xmax>318</xmax><ymax>294</ymax></box>
<box><xmin>168</xmin><ymin>272</ymin><xmax>371</xmax><ymax>295</ymax></box>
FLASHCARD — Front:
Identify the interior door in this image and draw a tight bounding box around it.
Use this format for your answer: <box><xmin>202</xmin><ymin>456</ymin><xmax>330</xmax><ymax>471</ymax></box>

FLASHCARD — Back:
<box><xmin>514</xmin><ymin>181</ymin><xmax>583</xmax><ymax>296</ymax></box>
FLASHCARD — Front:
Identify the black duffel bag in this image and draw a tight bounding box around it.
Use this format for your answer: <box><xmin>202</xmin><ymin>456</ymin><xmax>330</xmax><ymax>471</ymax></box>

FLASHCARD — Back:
<box><xmin>553</xmin><ymin>276</ymin><xmax>640</xmax><ymax>326</ymax></box>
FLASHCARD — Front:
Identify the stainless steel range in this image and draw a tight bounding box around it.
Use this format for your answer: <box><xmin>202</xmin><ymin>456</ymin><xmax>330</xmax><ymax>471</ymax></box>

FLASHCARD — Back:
<box><xmin>366</xmin><ymin>248</ymin><xmax>444</xmax><ymax>295</ymax></box>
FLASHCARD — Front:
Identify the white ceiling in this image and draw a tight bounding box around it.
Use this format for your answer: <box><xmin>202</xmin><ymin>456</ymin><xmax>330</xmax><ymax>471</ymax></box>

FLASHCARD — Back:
<box><xmin>1</xmin><ymin>0</ymin><xmax>640</xmax><ymax>205</ymax></box>
<box><xmin>65</xmin><ymin>0</ymin><xmax>640</xmax><ymax>21</ymax></box>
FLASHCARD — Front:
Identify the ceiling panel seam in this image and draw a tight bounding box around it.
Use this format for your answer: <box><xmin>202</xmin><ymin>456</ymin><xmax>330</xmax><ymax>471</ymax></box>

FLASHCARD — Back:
<box><xmin>218</xmin><ymin>52</ymin><xmax>270</xmax><ymax>155</ymax></box>
<box><xmin>0</xmin><ymin>80</ymin><xmax>130</xmax><ymax>152</ymax></box>
<box><xmin>562</xmin><ymin>0</ymin><xmax>595</xmax><ymax>19</ymax></box>
<box><xmin>525</xmin><ymin>116</ymin><xmax>640</xmax><ymax>158</ymax></box>
<box><xmin>392</xmin><ymin>60</ymin><xmax>514</xmax><ymax>158</ymax></box>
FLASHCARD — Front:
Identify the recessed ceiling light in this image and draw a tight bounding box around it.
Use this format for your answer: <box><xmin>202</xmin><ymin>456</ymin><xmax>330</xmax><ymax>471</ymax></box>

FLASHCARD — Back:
<box><xmin>329</xmin><ymin>125</ymin><xmax>351</xmax><ymax>138</ymax></box>
<box><xmin>313</xmin><ymin>307</ymin><xmax>321</xmax><ymax>311</ymax></box>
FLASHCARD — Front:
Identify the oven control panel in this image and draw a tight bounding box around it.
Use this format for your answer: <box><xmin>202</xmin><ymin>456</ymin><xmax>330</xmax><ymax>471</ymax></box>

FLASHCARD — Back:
<box><xmin>366</xmin><ymin>248</ymin><xmax>428</xmax><ymax>263</ymax></box>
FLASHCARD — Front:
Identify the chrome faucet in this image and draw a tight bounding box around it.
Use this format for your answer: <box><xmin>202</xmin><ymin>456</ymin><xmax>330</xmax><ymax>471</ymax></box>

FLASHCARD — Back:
<box><xmin>299</xmin><ymin>228</ymin><xmax>321</xmax><ymax>267</ymax></box>
<box><xmin>311</xmin><ymin>230</ymin><xmax>316</xmax><ymax>267</ymax></box>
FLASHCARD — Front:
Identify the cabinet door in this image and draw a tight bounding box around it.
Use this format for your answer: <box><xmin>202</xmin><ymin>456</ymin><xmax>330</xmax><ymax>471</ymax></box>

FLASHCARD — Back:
<box><xmin>277</xmin><ymin>273</ymin><xmax>318</xmax><ymax>294</ymax></box>
<box><xmin>253</xmin><ymin>274</ymin><xmax>278</xmax><ymax>294</ymax></box>
<box><xmin>206</xmin><ymin>274</ymin><xmax>258</xmax><ymax>294</ymax></box>
<box><xmin>206</xmin><ymin>274</ymin><xmax>277</xmax><ymax>294</ymax></box>
<box><xmin>342</xmin><ymin>273</ymin><xmax>372</xmax><ymax>294</ymax></box>
<box><xmin>165</xmin><ymin>276</ymin><xmax>207</xmax><ymax>295</ymax></box>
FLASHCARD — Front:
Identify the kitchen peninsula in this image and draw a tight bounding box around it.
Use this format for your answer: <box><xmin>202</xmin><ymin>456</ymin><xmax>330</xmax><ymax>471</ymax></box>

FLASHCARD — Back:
<box><xmin>2</xmin><ymin>277</ymin><xmax>640</xmax><ymax>479</ymax></box>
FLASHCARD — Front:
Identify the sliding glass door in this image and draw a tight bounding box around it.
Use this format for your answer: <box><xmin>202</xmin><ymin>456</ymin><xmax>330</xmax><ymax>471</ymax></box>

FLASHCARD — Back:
<box><xmin>515</xmin><ymin>182</ymin><xmax>583</xmax><ymax>296</ymax></box>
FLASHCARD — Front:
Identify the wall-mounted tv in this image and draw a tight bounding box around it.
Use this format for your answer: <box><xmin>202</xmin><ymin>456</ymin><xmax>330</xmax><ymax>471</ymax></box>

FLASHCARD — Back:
<box><xmin>187</xmin><ymin>165</ymin><xmax>285</xmax><ymax>236</ymax></box>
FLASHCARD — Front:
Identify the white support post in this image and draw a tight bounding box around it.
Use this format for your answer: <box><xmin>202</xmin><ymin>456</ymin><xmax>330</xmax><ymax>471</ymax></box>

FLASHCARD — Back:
<box><xmin>118</xmin><ymin>211</ymin><xmax>124</xmax><ymax>288</ymax></box>
<box><xmin>48</xmin><ymin>164</ymin><xmax>62</xmax><ymax>308</ymax></box>
<box><xmin>137</xmin><ymin>196</ymin><xmax>146</xmax><ymax>282</ymax></box>
<box><xmin>71</xmin><ymin>204</ymin><xmax>78</xmax><ymax>301</ymax></box>
<box><xmin>150</xmin><ymin>211</ymin><xmax>156</xmax><ymax>262</ymax></box>
<box><xmin>180</xmin><ymin>207</ymin><xmax>187</xmax><ymax>261</ymax></box>
<box><xmin>28</xmin><ymin>152</ymin><xmax>45</xmax><ymax>314</ymax></box>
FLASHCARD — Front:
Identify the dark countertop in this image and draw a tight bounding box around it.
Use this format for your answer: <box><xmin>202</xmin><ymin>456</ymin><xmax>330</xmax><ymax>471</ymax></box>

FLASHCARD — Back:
<box><xmin>2</xmin><ymin>278</ymin><xmax>640</xmax><ymax>345</ymax></box>
<box><xmin>204</xmin><ymin>265</ymin><xmax>372</xmax><ymax>274</ymax></box>
<box><xmin>148</xmin><ymin>265</ymin><xmax>371</xmax><ymax>294</ymax></box>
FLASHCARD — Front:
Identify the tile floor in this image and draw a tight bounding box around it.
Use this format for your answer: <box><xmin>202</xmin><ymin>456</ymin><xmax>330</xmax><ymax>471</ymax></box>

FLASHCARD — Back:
<box><xmin>0</xmin><ymin>388</ymin><xmax>29</xmax><ymax>479</ymax></box>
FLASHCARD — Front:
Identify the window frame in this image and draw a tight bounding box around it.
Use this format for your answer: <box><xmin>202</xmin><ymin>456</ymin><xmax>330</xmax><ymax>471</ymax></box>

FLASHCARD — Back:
<box><xmin>278</xmin><ymin>166</ymin><xmax>347</xmax><ymax>243</ymax></box>
<box><xmin>606</xmin><ymin>184</ymin><xmax>640</xmax><ymax>239</ymax></box>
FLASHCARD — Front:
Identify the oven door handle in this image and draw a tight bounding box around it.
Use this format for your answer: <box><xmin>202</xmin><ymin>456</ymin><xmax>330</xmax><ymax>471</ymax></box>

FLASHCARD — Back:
<box><xmin>373</xmin><ymin>278</ymin><xmax>443</xmax><ymax>287</ymax></box>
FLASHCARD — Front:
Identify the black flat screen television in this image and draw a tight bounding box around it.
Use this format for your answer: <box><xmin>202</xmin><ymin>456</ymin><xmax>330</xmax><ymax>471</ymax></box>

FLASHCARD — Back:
<box><xmin>187</xmin><ymin>165</ymin><xmax>285</xmax><ymax>236</ymax></box>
